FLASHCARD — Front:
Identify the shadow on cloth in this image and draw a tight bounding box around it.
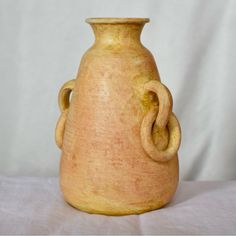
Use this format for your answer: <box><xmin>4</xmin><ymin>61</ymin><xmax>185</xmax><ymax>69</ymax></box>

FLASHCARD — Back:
<box><xmin>166</xmin><ymin>181</ymin><xmax>232</xmax><ymax>207</ymax></box>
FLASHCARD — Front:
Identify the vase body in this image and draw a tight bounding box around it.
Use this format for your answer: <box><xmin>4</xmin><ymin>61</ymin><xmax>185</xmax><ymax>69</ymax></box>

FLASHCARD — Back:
<box><xmin>55</xmin><ymin>18</ymin><xmax>181</xmax><ymax>215</ymax></box>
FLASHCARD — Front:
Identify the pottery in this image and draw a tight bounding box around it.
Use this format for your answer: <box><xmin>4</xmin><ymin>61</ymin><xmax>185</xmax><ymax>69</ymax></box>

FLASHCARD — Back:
<box><xmin>55</xmin><ymin>18</ymin><xmax>181</xmax><ymax>215</ymax></box>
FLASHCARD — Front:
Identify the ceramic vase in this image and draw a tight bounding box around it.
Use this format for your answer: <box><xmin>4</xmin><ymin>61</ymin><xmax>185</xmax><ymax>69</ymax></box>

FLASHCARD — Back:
<box><xmin>55</xmin><ymin>18</ymin><xmax>181</xmax><ymax>215</ymax></box>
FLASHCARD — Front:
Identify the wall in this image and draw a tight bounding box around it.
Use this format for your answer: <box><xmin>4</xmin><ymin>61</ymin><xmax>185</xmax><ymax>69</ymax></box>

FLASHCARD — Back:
<box><xmin>0</xmin><ymin>0</ymin><xmax>236</xmax><ymax>180</ymax></box>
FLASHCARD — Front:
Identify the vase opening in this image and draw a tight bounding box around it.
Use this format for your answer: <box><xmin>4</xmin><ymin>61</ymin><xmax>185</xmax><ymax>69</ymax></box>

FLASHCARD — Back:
<box><xmin>86</xmin><ymin>18</ymin><xmax>149</xmax><ymax>47</ymax></box>
<box><xmin>86</xmin><ymin>18</ymin><xmax>150</xmax><ymax>24</ymax></box>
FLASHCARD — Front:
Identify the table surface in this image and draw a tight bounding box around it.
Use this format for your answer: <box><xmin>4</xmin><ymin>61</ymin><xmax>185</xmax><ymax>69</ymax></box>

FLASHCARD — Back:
<box><xmin>0</xmin><ymin>176</ymin><xmax>236</xmax><ymax>235</ymax></box>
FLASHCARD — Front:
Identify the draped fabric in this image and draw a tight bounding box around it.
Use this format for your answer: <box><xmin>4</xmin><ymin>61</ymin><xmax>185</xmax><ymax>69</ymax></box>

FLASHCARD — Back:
<box><xmin>0</xmin><ymin>177</ymin><xmax>236</xmax><ymax>234</ymax></box>
<box><xmin>0</xmin><ymin>0</ymin><xmax>235</xmax><ymax>180</ymax></box>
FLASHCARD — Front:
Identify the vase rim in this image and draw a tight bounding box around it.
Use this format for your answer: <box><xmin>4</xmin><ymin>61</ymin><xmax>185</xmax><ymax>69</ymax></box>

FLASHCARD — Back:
<box><xmin>86</xmin><ymin>18</ymin><xmax>150</xmax><ymax>24</ymax></box>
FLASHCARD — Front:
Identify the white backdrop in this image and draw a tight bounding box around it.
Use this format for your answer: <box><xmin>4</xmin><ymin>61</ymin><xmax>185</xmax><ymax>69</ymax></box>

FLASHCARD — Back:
<box><xmin>0</xmin><ymin>0</ymin><xmax>236</xmax><ymax>180</ymax></box>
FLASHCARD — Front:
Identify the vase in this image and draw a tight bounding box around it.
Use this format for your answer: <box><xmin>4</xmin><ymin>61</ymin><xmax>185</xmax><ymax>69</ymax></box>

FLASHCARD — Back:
<box><xmin>55</xmin><ymin>18</ymin><xmax>181</xmax><ymax>215</ymax></box>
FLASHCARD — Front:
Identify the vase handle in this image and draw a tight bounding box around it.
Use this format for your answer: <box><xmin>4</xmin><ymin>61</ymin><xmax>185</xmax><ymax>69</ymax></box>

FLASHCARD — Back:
<box><xmin>55</xmin><ymin>79</ymin><xmax>75</xmax><ymax>149</ymax></box>
<box><xmin>140</xmin><ymin>80</ymin><xmax>181</xmax><ymax>162</ymax></box>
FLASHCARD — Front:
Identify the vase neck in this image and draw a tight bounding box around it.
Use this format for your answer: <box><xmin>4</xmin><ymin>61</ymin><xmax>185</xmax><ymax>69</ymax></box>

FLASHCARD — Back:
<box><xmin>86</xmin><ymin>18</ymin><xmax>149</xmax><ymax>48</ymax></box>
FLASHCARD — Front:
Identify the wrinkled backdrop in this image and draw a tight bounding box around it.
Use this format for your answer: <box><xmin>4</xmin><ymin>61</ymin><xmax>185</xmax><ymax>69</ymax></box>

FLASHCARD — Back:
<box><xmin>0</xmin><ymin>0</ymin><xmax>236</xmax><ymax>180</ymax></box>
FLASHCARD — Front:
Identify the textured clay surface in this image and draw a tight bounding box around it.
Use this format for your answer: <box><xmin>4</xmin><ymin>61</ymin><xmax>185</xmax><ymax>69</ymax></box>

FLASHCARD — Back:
<box><xmin>56</xmin><ymin>18</ymin><xmax>181</xmax><ymax>215</ymax></box>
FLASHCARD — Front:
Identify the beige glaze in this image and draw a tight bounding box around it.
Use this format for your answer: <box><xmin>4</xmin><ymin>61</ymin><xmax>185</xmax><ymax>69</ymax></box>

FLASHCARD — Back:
<box><xmin>55</xmin><ymin>18</ymin><xmax>181</xmax><ymax>215</ymax></box>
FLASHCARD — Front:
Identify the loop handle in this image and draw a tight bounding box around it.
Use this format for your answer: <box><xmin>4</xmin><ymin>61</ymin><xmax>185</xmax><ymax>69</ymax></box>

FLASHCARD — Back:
<box><xmin>55</xmin><ymin>79</ymin><xmax>75</xmax><ymax>149</ymax></box>
<box><xmin>140</xmin><ymin>80</ymin><xmax>181</xmax><ymax>162</ymax></box>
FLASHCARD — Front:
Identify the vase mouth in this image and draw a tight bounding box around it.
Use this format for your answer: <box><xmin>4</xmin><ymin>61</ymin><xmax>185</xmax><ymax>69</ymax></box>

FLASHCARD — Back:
<box><xmin>86</xmin><ymin>18</ymin><xmax>150</xmax><ymax>24</ymax></box>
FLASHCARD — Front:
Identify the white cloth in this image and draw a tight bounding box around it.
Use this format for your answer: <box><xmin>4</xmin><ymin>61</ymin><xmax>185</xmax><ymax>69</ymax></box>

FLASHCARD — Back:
<box><xmin>0</xmin><ymin>176</ymin><xmax>236</xmax><ymax>235</ymax></box>
<box><xmin>0</xmin><ymin>0</ymin><xmax>236</xmax><ymax>180</ymax></box>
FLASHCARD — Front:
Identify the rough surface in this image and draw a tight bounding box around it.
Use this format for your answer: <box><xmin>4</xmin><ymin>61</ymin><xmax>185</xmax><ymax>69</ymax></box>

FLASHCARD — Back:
<box><xmin>55</xmin><ymin>18</ymin><xmax>181</xmax><ymax>215</ymax></box>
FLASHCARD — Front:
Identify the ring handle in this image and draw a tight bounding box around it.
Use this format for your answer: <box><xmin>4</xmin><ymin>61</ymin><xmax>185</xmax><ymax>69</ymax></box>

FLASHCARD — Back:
<box><xmin>55</xmin><ymin>79</ymin><xmax>75</xmax><ymax>149</ymax></box>
<box><xmin>140</xmin><ymin>80</ymin><xmax>181</xmax><ymax>162</ymax></box>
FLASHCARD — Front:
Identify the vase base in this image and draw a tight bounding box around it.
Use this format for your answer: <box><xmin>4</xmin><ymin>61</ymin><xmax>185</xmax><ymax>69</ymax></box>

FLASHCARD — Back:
<box><xmin>64</xmin><ymin>197</ymin><xmax>169</xmax><ymax>216</ymax></box>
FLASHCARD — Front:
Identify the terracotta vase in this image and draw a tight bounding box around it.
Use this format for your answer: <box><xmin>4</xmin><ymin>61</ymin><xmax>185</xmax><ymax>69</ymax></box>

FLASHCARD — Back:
<box><xmin>55</xmin><ymin>18</ymin><xmax>181</xmax><ymax>215</ymax></box>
